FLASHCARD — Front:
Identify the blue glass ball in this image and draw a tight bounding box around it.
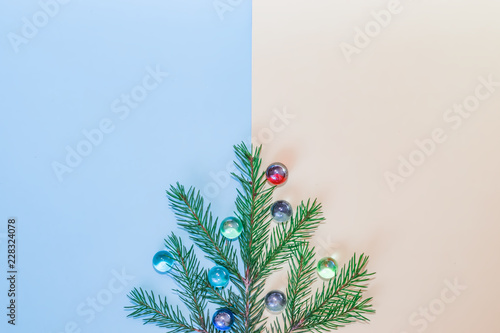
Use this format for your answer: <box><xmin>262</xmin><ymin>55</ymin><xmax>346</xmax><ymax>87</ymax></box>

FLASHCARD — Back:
<box><xmin>265</xmin><ymin>290</ymin><xmax>287</xmax><ymax>313</ymax></box>
<box><xmin>208</xmin><ymin>266</ymin><xmax>230</xmax><ymax>288</ymax></box>
<box><xmin>212</xmin><ymin>308</ymin><xmax>234</xmax><ymax>331</ymax></box>
<box><xmin>152</xmin><ymin>251</ymin><xmax>174</xmax><ymax>274</ymax></box>
<box><xmin>220</xmin><ymin>217</ymin><xmax>243</xmax><ymax>240</ymax></box>
<box><xmin>271</xmin><ymin>200</ymin><xmax>293</xmax><ymax>223</ymax></box>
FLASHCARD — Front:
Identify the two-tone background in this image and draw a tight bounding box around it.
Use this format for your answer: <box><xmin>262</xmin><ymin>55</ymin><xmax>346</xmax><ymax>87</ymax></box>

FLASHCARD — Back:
<box><xmin>2</xmin><ymin>1</ymin><xmax>500</xmax><ymax>332</ymax></box>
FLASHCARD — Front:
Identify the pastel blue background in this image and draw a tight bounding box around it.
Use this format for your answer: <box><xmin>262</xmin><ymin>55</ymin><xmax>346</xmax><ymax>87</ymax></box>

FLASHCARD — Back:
<box><xmin>0</xmin><ymin>1</ymin><xmax>251</xmax><ymax>332</ymax></box>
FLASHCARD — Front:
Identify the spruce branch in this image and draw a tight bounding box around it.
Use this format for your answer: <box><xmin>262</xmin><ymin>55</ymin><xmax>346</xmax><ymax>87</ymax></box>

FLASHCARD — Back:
<box><xmin>232</xmin><ymin>143</ymin><xmax>275</xmax><ymax>276</ymax></box>
<box><xmin>205</xmin><ymin>279</ymin><xmax>244</xmax><ymax>317</ymax></box>
<box><xmin>268</xmin><ymin>242</ymin><xmax>316</xmax><ymax>333</ymax></box>
<box><xmin>166</xmin><ymin>183</ymin><xmax>243</xmax><ymax>284</ymax></box>
<box><xmin>164</xmin><ymin>234</ymin><xmax>209</xmax><ymax>330</ymax></box>
<box><xmin>256</xmin><ymin>199</ymin><xmax>324</xmax><ymax>281</ymax></box>
<box><xmin>285</xmin><ymin>242</ymin><xmax>317</xmax><ymax>327</ymax></box>
<box><xmin>232</xmin><ymin>143</ymin><xmax>275</xmax><ymax>333</ymax></box>
<box><xmin>286</xmin><ymin>254</ymin><xmax>374</xmax><ymax>333</ymax></box>
<box><xmin>126</xmin><ymin>288</ymin><xmax>206</xmax><ymax>333</ymax></box>
<box><xmin>301</xmin><ymin>294</ymin><xmax>373</xmax><ymax>332</ymax></box>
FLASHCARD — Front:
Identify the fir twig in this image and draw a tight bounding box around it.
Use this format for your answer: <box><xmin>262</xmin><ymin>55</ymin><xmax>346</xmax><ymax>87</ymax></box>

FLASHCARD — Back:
<box><xmin>164</xmin><ymin>234</ymin><xmax>209</xmax><ymax>330</ymax></box>
<box><xmin>166</xmin><ymin>183</ymin><xmax>244</xmax><ymax>284</ymax></box>
<box><xmin>256</xmin><ymin>199</ymin><xmax>324</xmax><ymax>281</ymax></box>
<box><xmin>287</xmin><ymin>254</ymin><xmax>374</xmax><ymax>333</ymax></box>
<box><xmin>233</xmin><ymin>143</ymin><xmax>275</xmax><ymax>277</ymax></box>
<box><xmin>205</xmin><ymin>279</ymin><xmax>243</xmax><ymax>316</ymax></box>
<box><xmin>232</xmin><ymin>143</ymin><xmax>276</xmax><ymax>333</ymax></box>
<box><xmin>126</xmin><ymin>288</ymin><xmax>205</xmax><ymax>333</ymax></box>
<box><xmin>285</xmin><ymin>242</ymin><xmax>317</xmax><ymax>327</ymax></box>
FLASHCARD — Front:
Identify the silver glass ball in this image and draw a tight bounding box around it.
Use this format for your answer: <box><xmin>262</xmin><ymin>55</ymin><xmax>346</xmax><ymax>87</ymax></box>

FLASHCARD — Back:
<box><xmin>271</xmin><ymin>200</ymin><xmax>293</xmax><ymax>223</ymax></box>
<box><xmin>265</xmin><ymin>290</ymin><xmax>287</xmax><ymax>314</ymax></box>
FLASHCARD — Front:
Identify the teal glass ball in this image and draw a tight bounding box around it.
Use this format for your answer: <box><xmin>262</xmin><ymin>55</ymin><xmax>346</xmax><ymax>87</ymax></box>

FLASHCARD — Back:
<box><xmin>152</xmin><ymin>251</ymin><xmax>174</xmax><ymax>274</ymax></box>
<box><xmin>317</xmin><ymin>257</ymin><xmax>338</xmax><ymax>280</ymax></box>
<box><xmin>220</xmin><ymin>217</ymin><xmax>243</xmax><ymax>240</ymax></box>
<box><xmin>208</xmin><ymin>266</ymin><xmax>230</xmax><ymax>288</ymax></box>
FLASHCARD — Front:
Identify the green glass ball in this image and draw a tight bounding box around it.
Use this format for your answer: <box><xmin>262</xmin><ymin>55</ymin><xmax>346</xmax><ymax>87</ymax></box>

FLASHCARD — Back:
<box><xmin>317</xmin><ymin>257</ymin><xmax>338</xmax><ymax>280</ymax></box>
<box><xmin>220</xmin><ymin>217</ymin><xmax>243</xmax><ymax>240</ymax></box>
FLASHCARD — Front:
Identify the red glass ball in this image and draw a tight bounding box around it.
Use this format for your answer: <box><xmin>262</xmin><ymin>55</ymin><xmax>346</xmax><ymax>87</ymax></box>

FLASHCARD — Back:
<box><xmin>266</xmin><ymin>162</ymin><xmax>288</xmax><ymax>185</ymax></box>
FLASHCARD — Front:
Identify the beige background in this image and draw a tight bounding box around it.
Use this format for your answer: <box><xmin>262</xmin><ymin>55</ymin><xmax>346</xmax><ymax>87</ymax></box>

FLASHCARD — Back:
<box><xmin>253</xmin><ymin>1</ymin><xmax>500</xmax><ymax>332</ymax></box>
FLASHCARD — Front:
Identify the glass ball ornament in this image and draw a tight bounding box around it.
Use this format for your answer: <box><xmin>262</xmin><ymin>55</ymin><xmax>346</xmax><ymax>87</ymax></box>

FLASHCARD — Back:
<box><xmin>212</xmin><ymin>308</ymin><xmax>234</xmax><ymax>331</ymax></box>
<box><xmin>208</xmin><ymin>266</ymin><xmax>230</xmax><ymax>288</ymax></box>
<box><xmin>317</xmin><ymin>257</ymin><xmax>338</xmax><ymax>280</ymax></box>
<box><xmin>266</xmin><ymin>162</ymin><xmax>288</xmax><ymax>185</ymax></box>
<box><xmin>152</xmin><ymin>251</ymin><xmax>174</xmax><ymax>274</ymax></box>
<box><xmin>265</xmin><ymin>290</ymin><xmax>287</xmax><ymax>314</ymax></box>
<box><xmin>270</xmin><ymin>200</ymin><xmax>293</xmax><ymax>223</ymax></box>
<box><xmin>220</xmin><ymin>216</ymin><xmax>243</xmax><ymax>240</ymax></box>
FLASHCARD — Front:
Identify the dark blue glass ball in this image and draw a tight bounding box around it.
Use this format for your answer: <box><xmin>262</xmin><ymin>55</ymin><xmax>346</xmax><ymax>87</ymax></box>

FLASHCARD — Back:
<box><xmin>212</xmin><ymin>308</ymin><xmax>234</xmax><ymax>331</ymax></box>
